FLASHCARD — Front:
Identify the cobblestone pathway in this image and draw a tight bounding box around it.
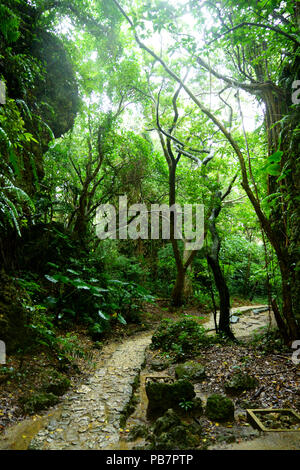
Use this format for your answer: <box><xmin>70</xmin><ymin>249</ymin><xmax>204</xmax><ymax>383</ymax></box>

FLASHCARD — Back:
<box><xmin>204</xmin><ymin>305</ymin><xmax>276</xmax><ymax>338</ymax></box>
<box><xmin>29</xmin><ymin>332</ymin><xmax>152</xmax><ymax>450</ymax></box>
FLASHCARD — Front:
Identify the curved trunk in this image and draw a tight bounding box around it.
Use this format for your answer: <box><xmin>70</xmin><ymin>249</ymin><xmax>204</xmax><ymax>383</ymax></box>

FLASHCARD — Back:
<box><xmin>207</xmin><ymin>253</ymin><xmax>234</xmax><ymax>339</ymax></box>
<box><xmin>207</xmin><ymin>191</ymin><xmax>235</xmax><ymax>340</ymax></box>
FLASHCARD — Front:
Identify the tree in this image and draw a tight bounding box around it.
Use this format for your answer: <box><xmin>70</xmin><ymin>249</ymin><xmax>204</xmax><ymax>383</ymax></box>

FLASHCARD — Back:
<box><xmin>110</xmin><ymin>0</ymin><xmax>299</xmax><ymax>342</ymax></box>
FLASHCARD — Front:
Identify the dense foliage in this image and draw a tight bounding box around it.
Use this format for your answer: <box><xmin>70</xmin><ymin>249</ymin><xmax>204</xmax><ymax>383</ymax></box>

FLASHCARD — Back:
<box><xmin>0</xmin><ymin>0</ymin><xmax>299</xmax><ymax>360</ymax></box>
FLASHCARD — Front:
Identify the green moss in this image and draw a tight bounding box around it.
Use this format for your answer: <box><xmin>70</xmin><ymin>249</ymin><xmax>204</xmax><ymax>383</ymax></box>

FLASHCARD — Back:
<box><xmin>153</xmin><ymin>409</ymin><xmax>182</xmax><ymax>436</ymax></box>
<box><xmin>19</xmin><ymin>392</ymin><xmax>59</xmax><ymax>414</ymax></box>
<box><xmin>206</xmin><ymin>394</ymin><xmax>235</xmax><ymax>421</ymax></box>
<box><xmin>120</xmin><ymin>375</ymin><xmax>140</xmax><ymax>427</ymax></box>
<box><xmin>150</xmin><ymin>409</ymin><xmax>202</xmax><ymax>450</ymax></box>
<box><xmin>224</xmin><ymin>372</ymin><xmax>258</xmax><ymax>394</ymax></box>
<box><xmin>128</xmin><ymin>424</ymin><xmax>150</xmax><ymax>441</ymax></box>
<box><xmin>146</xmin><ymin>379</ymin><xmax>195</xmax><ymax>414</ymax></box>
<box><xmin>175</xmin><ymin>361</ymin><xmax>206</xmax><ymax>382</ymax></box>
<box><xmin>150</xmin><ymin>358</ymin><xmax>170</xmax><ymax>371</ymax></box>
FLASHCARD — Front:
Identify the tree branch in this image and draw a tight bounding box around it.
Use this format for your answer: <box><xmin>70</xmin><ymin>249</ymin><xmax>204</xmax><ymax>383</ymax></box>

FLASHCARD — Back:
<box><xmin>207</xmin><ymin>22</ymin><xmax>300</xmax><ymax>47</ymax></box>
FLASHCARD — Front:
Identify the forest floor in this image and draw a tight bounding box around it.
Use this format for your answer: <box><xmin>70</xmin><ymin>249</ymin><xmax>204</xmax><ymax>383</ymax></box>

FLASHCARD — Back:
<box><xmin>0</xmin><ymin>300</ymin><xmax>299</xmax><ymax>450</ymax></box>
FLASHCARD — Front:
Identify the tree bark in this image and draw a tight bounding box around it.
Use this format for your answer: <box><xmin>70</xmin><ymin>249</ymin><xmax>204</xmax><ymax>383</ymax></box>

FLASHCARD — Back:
<box><xmin>206</xmin><ymin>191</ymin><xmax>235</xmax><ymax>340</ymax></box>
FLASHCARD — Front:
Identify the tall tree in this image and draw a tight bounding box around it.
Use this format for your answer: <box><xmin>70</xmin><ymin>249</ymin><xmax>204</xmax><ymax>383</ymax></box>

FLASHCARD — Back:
<box><xmin>111</xmin><ymin>0</ymin><xmax>299</xmax><ymax>342</ymax></box>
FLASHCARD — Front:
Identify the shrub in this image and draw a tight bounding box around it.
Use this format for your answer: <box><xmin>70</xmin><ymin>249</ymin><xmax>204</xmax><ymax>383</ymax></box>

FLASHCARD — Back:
<box><xmin>151</xmin><ymin>318</ymin><xmax>212</xmax><ymax>360</ymax></box>
<box><xmin>250</xmin><ymin>328</ymin><xmax>289</xmax><ymax>354</ymax></box>
<box><xmin>19</xmin><ymin>392</ymin><xmax>59</xmax><ymax>414</ymax></box>
<box><xmin>43</xmin><ymin>369</ymin><xmax>71</xmax><ymax>396</ymax></box>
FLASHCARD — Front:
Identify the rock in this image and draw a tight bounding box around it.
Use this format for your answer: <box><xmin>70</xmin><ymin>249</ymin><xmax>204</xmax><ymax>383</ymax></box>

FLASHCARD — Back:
<box><xmin>224</xmin><ymin>372</ymin><xmax>259</xmax><ymax>394</ymax></box>
<box><xmin>128</xmin><ymin>424</ymin><xmax>150</xmax><ymax>441</ymax></box>
<box><xmin>153</xmin><ymin>409</ymin><xmax>182</xmax><ymax>436</ymax></box>
<box><xmin>216</xmin><ymin>433</ymin><xmax>236</xmax><ymax>444</ymax></box>
<box><xmin>175</xmin><ymin>361</ymin><xmax>206</xmax><ymax>382</ymax></box>
<box><xmin>152</xmin><ymin>426</ymin><xmax>195</xmax><ymax>450</ymax></box>
<box><xmin>146</xmin><ymin>379</ymin><xmax>195</xmax><ymax>414</ymax></box>
<box><xmin>230</xmin><ymin>315</ymin><xmax>240</xmax><ymax>324</ymax></box>
<box><xmin>150</xmin><ymin>409</ymin><xmax>202</xmax><ymax>450</ymax></box>
<box><xmin>191</xmin><ymin>397</ymin><xmax>203</xmax><ymax>416</ymax></box>
<box><xmin>206</xmin><ymin>394</ymin><xmax>235</xmax><ymax>421</ymax></box>
<box><xmin>150</xmin><ymin>359</ymin><xmax>170</xmax><ymax>372</ymax></box>
<box><xmin>253</xmin><ymin>308</ymin><xmax>268</xmax><ymax>315</ymax></box>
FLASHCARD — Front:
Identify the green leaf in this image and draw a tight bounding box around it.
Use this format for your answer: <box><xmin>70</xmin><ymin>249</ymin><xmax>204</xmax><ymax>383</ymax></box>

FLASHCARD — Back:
<box><xmin>267</xmin><ymin>151</ymin><xmax>283</xmax><ymax>164</ymax></box>
<box><xmin>98</xmin><ymin>310</ymin><xmax>110</xmax><ymax>321</ymax></box>
<box><xmin>117</xmin><ymin>313</ymin><xmax>127</xmax><ymax>325</ymax></box>
<box><xmin>45</xmin><ymin>275</ymin><xmax>59</xmax><ymax>284</ymax></box>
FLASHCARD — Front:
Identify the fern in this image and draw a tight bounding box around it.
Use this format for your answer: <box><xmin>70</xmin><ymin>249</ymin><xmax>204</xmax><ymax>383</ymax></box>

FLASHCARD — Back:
<box><xmin>0</xmin><ymin>171</ymin><xmax>34</xmax><ymax>236</ymax></box>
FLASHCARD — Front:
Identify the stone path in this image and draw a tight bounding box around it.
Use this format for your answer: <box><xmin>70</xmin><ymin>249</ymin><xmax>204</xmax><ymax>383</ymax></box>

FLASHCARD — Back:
<box><xmin>29</xmin><ymin>332</ymin><xmax>152</xmax><ymax>450</ymax></box>
<box><xmin>203</xmin><ymin>305</ymin><xmax>277</xmax><ymax>339</ymax></box>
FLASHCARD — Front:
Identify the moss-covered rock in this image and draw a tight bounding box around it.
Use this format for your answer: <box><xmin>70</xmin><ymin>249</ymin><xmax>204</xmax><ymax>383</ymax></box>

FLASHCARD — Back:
<box><xmin>206</xmin><ymin>394</ymin><xmax>235</xmax><ymax>421</ymax></box>
<box><xmin>19</xmin><ymin>392</ymin><xmax>59</xmax><ymax>414</ymax></box>
<box><xmin>150</xmin><ymin>358</ymin><xmax>170</xmax><ymax>371</ymax></box>
<box><xmin>128</xmin><ymin>424</ymin><xmax>150</xmax><ymax>441</ymax></box>
<box><xmin>0</xmin><ymin>2</ymin><xmax>79</xmax><ymax>196</ymax></box>
<box><xmin>153</xmin><ymin>409</ymin><xmax>182</xmax><ymax>436</ymax></box>
<box><xmin>190</xmin><ymin>397</ymin><xmax>203</xmax><ymax>416</ymax></box>
<box><xmin>146</xmin><ymin>379</ymin><xmax>195</xmax><ymax>414</ymax></box>
<box><xmin>224</xmin><ymin>372</ymin><xmax>258</xmax><ymax>394</ymax></box>
<box><xmin>152</xmin><ymin>426</ymin><xmax>197</xmax><ymax>450</ymax></box>
<box><xmin>175</xmin><ymin>361</ymin><xmax>206</xmax><ymax>382</ymax></box>
<box><xmin>150</xmin><ymin>409</ymin><xmax>202</xmax><ymax>450</ymax></box>
<box><xmin>43</xmin><ymin>369</ymin><xmax>71</xmax><ymax>396</ymax></box>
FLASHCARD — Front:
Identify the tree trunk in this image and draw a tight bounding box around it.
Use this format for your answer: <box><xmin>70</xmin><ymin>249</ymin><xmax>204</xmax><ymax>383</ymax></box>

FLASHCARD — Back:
<box><xmin>207</xmin><ymin>253</ymin><xmax>234</xmax><ymax>339</ymax></box>
<box><xmin>183</xmin><ymin>241</ymin><xmax>193</xmax><ymax>298</ymax></box>
<box><xmin>207</xmin><ymin>191</ymin><xmax>235</xmax><ymax>340</ymax></box>
<box><xmin>172</xmin><ymin>265</ymin><xmax>185</xmax><ymax>307</ymax></box>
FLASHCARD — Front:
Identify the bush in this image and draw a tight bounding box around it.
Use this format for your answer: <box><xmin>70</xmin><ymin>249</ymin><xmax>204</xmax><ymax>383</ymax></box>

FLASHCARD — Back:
<box><xmin>250</xmin><ymin>327</ymin><xmax>289</xmax><ymax>354</ymax></box>
<box><xmin>19</xmin><ymin>392</ymin><xmax>59</xmax><ymax>414</ymax></box>
<box><xmin>151</xmin><ymin>318</ymin><xmax>212</xmax><ymax>360</ymax></box>
<box><xmin>42</xmin><ymin>369</ymin><xmax>71</xmax><ymax>396</ymax></box>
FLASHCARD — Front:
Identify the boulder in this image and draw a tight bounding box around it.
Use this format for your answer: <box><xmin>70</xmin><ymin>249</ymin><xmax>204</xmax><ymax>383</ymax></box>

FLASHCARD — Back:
<box><xmin>206</xmin><ymin>394</ymin><xmax>235</xmax><ymax>421</ymax></box>
<box><xmin>128</xmin><ymin>424</ymin><xmax>150</xmax><ymax>441</ymax></box>
<box><xmin>153</xmin><ymin>409</ymin><xmax>182</xmax><ymax>436</ymax></box>
<box><xmin>151</xmin><ymin>409</ymin><xmax>202</xmax><ymax>450</ymax></box>
<box><xmin>150</xmin><ymin>358</ymin><xmax>170</xmax><ymax>372</ymax></box>
<box><xmin>175</xmin><ymin>361</ymin><xmax>206</xmax><ymax>382</ymax></box>
<box><xmin>146</xmin><ymin>379</ymin><xmax>195</xmax><ymax>414</ymax></box>
<box><xmin>224</xmin><ymin>372</ymin><xmax>258</xmax><ymax>394</ymax></box>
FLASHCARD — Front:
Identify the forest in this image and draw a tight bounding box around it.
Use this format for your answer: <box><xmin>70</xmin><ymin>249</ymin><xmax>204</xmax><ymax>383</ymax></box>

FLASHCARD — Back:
<box><xmin>0</xmin><ymin>0</ymin><xmax>299</xmax><ymax>453</ymax></box>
